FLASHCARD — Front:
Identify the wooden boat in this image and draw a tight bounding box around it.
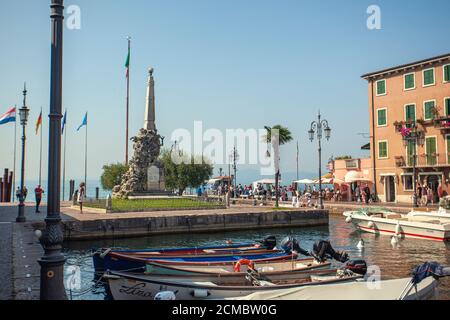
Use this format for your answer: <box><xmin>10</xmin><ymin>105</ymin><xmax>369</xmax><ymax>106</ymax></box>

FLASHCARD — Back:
<box><xmin>344</xmin><ymin>207</ymin><xmax>450</xmax><ymax>241</ymax></box>
<box><xmin>93</xmin><ymin>238</ymin><xmax>278</xmax><ymax>272</ymax></box>
<box><xmin>227</xmin><ymin>277</ymin><xmax>438</xmax><ymax>300</ymax></box>
<box><xmin>104</xmin><ymin>267</ymin><xmax>364</xmax><ymax>300</ymax></box>
<box><xmin>145</xmin><ymin>257</ymin><xmax>331</xmax><ymax>277</ymax></box>
<box><xmin>95</xmin><ymin>250</ymin><xmax>298</xmax><ymax>273</ymax></box>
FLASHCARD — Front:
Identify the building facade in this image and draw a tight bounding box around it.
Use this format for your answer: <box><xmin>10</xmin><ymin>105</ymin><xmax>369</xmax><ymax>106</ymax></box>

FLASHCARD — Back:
<box><xmin>362</xmin><ymin>53</ymin><xmax>450</xmax><ymax>204</ymax></box>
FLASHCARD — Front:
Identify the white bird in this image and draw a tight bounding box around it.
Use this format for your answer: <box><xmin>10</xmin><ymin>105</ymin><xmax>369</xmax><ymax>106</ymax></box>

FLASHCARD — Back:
<box><xmin>391</xmin><ymin>235</ymin><xmax>399</xmax><ymax>246</ymax></box>
<box><xmin>357</xmin><ymin>239</ymin><xmax>364</xmax><ymax>250</ymax></box>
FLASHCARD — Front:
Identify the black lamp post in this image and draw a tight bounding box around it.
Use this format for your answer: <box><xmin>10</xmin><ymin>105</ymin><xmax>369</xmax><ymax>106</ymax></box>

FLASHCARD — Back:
<box><xmin>308</xmin><ymin>111</ymin><xmax>331</xmax><ymax>210</ymax></box>
<box><xmin>38</xmin><ymin>0</ymin><xmax>66</xmax><ymax>300</ymax></box>
<box><xmin>16</xmin><ymin>84</ymin><xmax>30</xmax><ymax>223</ymax></box>
<box><xmin>402</xmin><ymin>124</ymin><xmax>425</xmax><ymax>207</ymax></box>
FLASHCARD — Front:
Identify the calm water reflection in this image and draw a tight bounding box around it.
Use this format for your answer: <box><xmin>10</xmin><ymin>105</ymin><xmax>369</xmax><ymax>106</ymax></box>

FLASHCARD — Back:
<box><xmin>63</xmin><ymin>215</ymin><xmax>450</xmax><ymax>300</ymax></box>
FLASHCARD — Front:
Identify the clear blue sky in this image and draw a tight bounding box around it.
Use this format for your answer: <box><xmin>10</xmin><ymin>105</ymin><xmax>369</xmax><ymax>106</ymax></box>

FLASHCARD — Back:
<box><xmin>0</xmin><ymin>0</ymin><xmax>449</xmax><ymax>183</ymax></box>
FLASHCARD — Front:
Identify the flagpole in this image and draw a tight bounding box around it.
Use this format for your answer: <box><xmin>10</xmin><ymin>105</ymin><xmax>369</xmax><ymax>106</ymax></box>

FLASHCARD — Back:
<box><xmin>84</xmin><ymin>113</ymin><xmax>88</xmax><ymax>196</ymax></box>
<box><xmin>62</xmin><ymin>109</ymin><xmax>67</xmax><ymax>201</ymax></box>
<box><xmin>39</xmin><ymin>107</ymin><xmax>43</xmax><ymax>186</ymax></box>
<box><xmin>12</xmin><ymin>105</ymin><xmax>17</xmax><ymax>203</ymax></box>
<box><xmin>125</xmin><ymin>36</ymin><xmax>131</xmax><ymax>165</ymax></box>
<box><xmin>296</xmin><ymin>141</ymin><xmax>299</xmax><ymax>181</ymax></box>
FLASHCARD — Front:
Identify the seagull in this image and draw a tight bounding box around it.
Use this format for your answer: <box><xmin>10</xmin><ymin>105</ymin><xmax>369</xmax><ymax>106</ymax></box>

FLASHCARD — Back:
<box><xmin>391</xmin><ymin>235</ymin><xmax>399</xmax><ymax>246</ymax></box>
<box><xmin>357</xmin><ymin>239</ymin><xmax>364</xmax><ymax>250</ymax></box>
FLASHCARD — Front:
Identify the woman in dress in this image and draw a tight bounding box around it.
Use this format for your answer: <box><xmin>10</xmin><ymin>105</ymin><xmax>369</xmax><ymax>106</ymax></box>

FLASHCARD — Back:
<box><xmin>78</xmin><ymin>182</ymin><xmax>86</xmax><ymax>213</ymax></box>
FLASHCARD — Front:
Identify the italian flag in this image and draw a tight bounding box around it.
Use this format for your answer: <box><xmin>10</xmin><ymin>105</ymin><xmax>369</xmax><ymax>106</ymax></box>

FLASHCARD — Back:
<box><xmin>35</xmin><ymin>111</ymin><xmax>42</xmax><ymax>135</ymax></box>
<box><xmin>125</xmin><ymin>49</ymin><xmax>130</xmax><ymax>78</ymax></box>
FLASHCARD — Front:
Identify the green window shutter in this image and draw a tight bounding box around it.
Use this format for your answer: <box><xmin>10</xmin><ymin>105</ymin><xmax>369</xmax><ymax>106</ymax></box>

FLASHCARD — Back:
<box><xmin>426</xmin><ymin>137</ymin><xmax>437</xmax><ymax>165</ymax></box>
<box><xmin>407</xmin><ymin>140</ymin><xmax>415</xmax><ymax>166</ymax></box>
<box><xmin>446</xmin><ymin>98</ymin><xmax>450</xmax><ymax>116</ymax></box>
<box><xmin>379</xmin><ymin>141</ymin><xmax>387</xmax><ymax>158</ymax></box>
<box><xmin>424</xmin><ymin>101</ymin><xmax>435</xmax><ymax>120</ymax></box>
<box><xmin>447</xmin><ymin>135</ymin><xmax>450</xmax><ymax>164</ymax></box>
<box><xmin>405</xmin><ymin>104</ymin><xmax>416</xmax><ymax>123</ymax></box>
<box><xmin>404</xmin><ymin>74</ymin><xmax>414</xmax><ymax>89</ymax></box>
<box><xmin>424</xmin><ymin>69</ymin><xmax>434</xmax><ymax>85</ymax></box>
<box><xmin>378</xmin><ymin>109</ymin><xmax>386</xmax><ymax>126</ymax></box>
<box><xmin>377</xmin><ymin>80</ymin><xmax>386</xmax><ymax>95</ymax></box>
<box><xmin>445</xmin><ymin>65</ymin><xmax>450</xmax><ymax>82</ymax></box>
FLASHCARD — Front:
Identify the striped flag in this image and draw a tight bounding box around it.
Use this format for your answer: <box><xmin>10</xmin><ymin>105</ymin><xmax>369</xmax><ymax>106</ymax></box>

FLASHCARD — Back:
<box><xmin>35</xmin><ymin>110</ymin><xmax>42</xmax><ymax>134</ymax></box>
<box><xmin>0</xmin><ymin>107</ymin><xmax>16</xmax><ymax>125</ymax></box>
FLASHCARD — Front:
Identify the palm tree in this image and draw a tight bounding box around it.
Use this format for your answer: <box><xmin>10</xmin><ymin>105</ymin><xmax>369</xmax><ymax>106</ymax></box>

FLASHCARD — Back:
<box><xmin>264</xmin><ymin>125</ymin><xmax>293</xmax><ymax>207</ymax></box>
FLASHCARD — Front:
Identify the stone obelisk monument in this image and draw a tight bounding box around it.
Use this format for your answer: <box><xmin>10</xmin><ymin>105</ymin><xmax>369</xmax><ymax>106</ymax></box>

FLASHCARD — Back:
<box><xmin>114</xmin><ymin>68</ymin><xmax>169</xmax><ymax>199</ymax></box>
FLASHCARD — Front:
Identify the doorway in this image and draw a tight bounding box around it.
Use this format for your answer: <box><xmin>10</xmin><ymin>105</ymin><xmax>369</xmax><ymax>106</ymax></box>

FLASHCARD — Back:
<box><xmin>385</xmin><ymin>176</ymin><xmax>396</xmax><ymax>202</ymax></box>
<box><xmin>427</xmin><ymin>175</ymin><xmax>440</xmax><ymax>204</ymax></box>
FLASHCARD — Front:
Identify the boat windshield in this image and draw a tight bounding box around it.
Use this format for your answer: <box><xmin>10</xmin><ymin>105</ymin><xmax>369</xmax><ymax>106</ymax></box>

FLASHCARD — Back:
<box><xmin>355</xmin><ymin>207</ymin><xmax>394</xmax><ymax>216</ymax></box>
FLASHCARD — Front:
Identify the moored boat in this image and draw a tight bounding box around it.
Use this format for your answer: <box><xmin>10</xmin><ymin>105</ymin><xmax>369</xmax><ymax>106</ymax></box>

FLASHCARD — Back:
<box><xmin>104</xmin><ymin>261</ymin><xmax>366</xmax><ymax>300</ymax></box>
<box><xmin>144</xmin><ymin>257</ymin><xmax>331</xmax><ymax>277</ymax></box>
<box><xmin>344</xmin><ymin>207</ymin><xmax>450</xmax><ymax>241</ymax></box>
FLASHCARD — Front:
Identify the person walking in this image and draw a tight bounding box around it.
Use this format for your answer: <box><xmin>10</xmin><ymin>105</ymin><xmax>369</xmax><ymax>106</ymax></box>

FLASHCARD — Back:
<box><xmin>34</xmin><ymin>185</ymin><xmax>44</xmax><ymax>213</ymax></box>
<box><xmin>363</xmin><ymin>185</ymin><xmax>371</xmax><ymax>204</ymax></box>
<box><xmin>77</xmin><ymin>182</ymin><xmax>86</xmax><ymax>214</ymax></box>
<box><xmin>355</xmin><ymin>184</ymin><xmax>361</xmax><ymax>203</ymax></box>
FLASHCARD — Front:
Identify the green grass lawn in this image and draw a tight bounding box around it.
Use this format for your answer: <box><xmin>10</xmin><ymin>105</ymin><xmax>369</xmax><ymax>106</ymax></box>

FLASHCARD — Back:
<box><xmin>84</xmin><ymin>197</ymin><xmax>225</xmax><ymax>212</ymax></box>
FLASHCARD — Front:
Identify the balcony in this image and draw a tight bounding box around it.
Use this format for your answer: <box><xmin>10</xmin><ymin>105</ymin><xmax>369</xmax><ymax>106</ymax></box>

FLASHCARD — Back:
<box><xmin>395</xmin><ymin>153</ymin><xmax>449</xmax><ymax>168</ymax></box>
<box><xmin>433</xmin><ymin>116</ymin><xmax>450</xmax><ymax>133</ymax></box>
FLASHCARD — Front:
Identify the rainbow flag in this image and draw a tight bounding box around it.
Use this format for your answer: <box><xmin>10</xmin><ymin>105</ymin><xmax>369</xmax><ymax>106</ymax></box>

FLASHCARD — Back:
<box><xmin>0</xmin><ymin>107</ymin><xmax>16</xmax><ymax>125</ymax></box>
<box><xmin>35</xmin><ymin>111</ymin><xmax>42</xmax><ymax>134</ymax></box>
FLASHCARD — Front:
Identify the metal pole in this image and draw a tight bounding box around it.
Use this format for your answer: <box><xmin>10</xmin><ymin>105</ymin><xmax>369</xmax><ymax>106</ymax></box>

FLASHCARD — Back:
<box><xmin>125</xmin><ymin>37</ymin><xmax>130</xmax><ymax>165</ymax></box>
<box><xmin>296</xmin><ymin>141</ymin><xmax>299</xmax><ymax>181</ymax></box>
<box><xmin>16</xmin><ymin>105</ymin><xmax>27</xmax><ymax>223</ymax></box>
<box><xmin>62</xmin><ymin>109</ymin><xmax>67</xmax><ymax>201</ymax></box>
<box><xmin>38</xmin><ymin>0</ymin><xmax>66</xmax><ymax>300</ymax></box>
<box><xmin>84</xmin><ymin>114</ymin><xmax>88</xmax><ymax>194</ymax></box>
<box><xmin>318</xmin><ymin>135</ymin><xmax>323</xmax><ymax>209</ymax></box>
<box><xmin>39</xmin><ymin>106</ymin><xmax>43</xmax><ymax>186</ymax></box>
<box><xmin>12</xmin><ymin>105</ymin><xmax>17</xmax><ymax>203</ymax></box>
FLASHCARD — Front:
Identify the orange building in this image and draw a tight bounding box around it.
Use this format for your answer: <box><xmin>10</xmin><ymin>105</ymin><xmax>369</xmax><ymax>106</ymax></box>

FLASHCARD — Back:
<box><xmin>362</xmin><ymin>53</ymin><xmax>450</xmax><ymax>204</ymax></box>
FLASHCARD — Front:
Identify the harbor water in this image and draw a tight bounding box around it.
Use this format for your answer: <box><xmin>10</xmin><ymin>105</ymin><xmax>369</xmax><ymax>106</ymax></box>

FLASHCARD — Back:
<box><xmin>63</xmin><ymin>215</ymin><xmax>450</xmax><ymax>300</ymax></box>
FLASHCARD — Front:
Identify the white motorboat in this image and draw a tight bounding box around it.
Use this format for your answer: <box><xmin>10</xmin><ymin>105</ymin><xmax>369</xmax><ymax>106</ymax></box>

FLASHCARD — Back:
<box><xmin>343</xmin><ymin>207</ymin><xmax>450</xmax><ymax>241</ymax></box>
<box><xmin>227</xmin><ymin>277</ymin><xmax>438</xmax><ymax>300</ymax></box>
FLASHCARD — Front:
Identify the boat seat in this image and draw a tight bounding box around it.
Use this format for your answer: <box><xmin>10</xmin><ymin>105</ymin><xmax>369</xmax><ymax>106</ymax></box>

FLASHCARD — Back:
<box><xmin>385</xmin><ymin>214</ymin><xmax>402</xmax><ymax>220</ymax></box>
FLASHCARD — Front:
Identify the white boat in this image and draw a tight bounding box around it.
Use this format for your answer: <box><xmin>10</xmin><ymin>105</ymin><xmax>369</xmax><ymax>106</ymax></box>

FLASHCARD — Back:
<box><xmin>227</xmin><ymin>277</ymin><xmax>438</xmax><ymax>300</ymax></box>
<box><xmin>104</xmin><ymin>267</ymin><xmax>363</xmax><ymax>300</ymax></box>
<box><xmin>343</xmin><ymin>207</ymin><xmax>450</xmax><ymax>241</ymax></box>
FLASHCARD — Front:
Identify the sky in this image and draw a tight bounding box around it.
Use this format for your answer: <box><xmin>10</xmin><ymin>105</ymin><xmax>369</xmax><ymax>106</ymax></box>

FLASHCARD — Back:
<box><xmin>0</xmin><ymin>0</ymin><xmax>449</xmax><ymax>185</ymax></box>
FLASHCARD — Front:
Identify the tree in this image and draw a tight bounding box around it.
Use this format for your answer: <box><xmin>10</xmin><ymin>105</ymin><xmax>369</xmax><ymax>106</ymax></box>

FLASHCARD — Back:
<box><xmin>264</xmin><ymin>125</ymin><xmax>293</xmax><ymax>208</ymax></box>
<box><xmin>160</xmin><ymin>149</ymin><xmax>213</xmax><ymax>196</ymax></box>
<box><xmin>101</xmin><ymin>163</ymin><xmax>129</xmax><ymax>191</ymax></box>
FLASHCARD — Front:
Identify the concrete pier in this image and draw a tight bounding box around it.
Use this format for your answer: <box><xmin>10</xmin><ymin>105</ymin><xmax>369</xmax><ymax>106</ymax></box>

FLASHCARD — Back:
<box><xmin>52</xmin><ymin>206</ymin><xmax>329</xmax><ymax>241</ymax></box>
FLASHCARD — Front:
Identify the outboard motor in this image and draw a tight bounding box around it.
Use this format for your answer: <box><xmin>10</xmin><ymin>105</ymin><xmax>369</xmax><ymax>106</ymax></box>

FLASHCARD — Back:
<box><xmin>311</xmin><ymin>240</ymin><xmax>349</xmax><ymax>263</ymax></box>
<box><xmin>343</xmin><ymin>260</ymin><xmax>368</xmax><ymax>276</ymax></box>
<box><xmin>280</xmin><ymin>236</ymin><xmax>310</xmax><ymax>256</ymax></box>
<box><xmin>259</xmin><ymin>235</ymin><xmax>277</xmax><ymax>250</ymax></box>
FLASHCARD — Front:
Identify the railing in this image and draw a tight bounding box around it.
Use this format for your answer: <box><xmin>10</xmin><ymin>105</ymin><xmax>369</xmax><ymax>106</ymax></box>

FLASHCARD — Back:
<box><xmin>433</xmin><ymin>116</ymin><xmax>450</xmax><ymax>132</ymax></box>
<box><xmin>395</xmin><ymin>153</ymin><xmax>449</xmax><ymax>168</ymax></box>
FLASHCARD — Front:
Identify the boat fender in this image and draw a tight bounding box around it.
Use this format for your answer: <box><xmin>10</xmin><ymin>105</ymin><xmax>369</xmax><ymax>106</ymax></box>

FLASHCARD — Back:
<box><xmin>192</xmin><ymin>289</ymin><xmax>210</xmax><ymax>298</ymax></box>
<box><xmin>395</xmin><ymin>223</ymin><xmax>401</xmax><ymax>236</ymax></box>
<box><xmin>368</xmin><ymin>221</ymin><xmax>375</xmax><ymax>228</ymax></box>
<box><xmin>345</xmin><ymin>216</ymin><xmax>352</xmax><ymax>223</ymax></box>
<box><xmin>154</xmin><ymin>291</ymin><xmax>177</xmax><ymax>300</ymax></box>
<box><xmin>234</xmin><ymin>259</ymin><xmax>255</xmax><ymax>273</ymax></box>
<box><xmin>99</xmin><ymin>248</ymin><xmax>112</xmax><ymax>259</ymax></box>
<box><xmin>391</xmin><ymin>235</ymin><xmax>398</xmax><ymax>246</ymax></box>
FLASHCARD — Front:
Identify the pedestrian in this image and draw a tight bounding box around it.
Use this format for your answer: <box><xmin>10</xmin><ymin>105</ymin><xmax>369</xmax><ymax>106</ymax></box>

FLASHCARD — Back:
<box><xmin>34</xmin><ymin>185</ymin><xmax>44</xmax><ymax>213</ymax></box>
<box><xmin>77</xmin><ymin>182</ymin><xmax>86</xmax><ymax>213</ymax></box>
<box><xmin>422</xmin><ymin>186</ymin><xmax>429</xmax><ymax>206</ymax></box>
<box><xmin>15</xmin><ymin>187</ymin><xmax>21</xmax><ymax>201</ymax></box>
<box><xmin>427</xmin><ymin>187</ymin><xmax>434</xmax><ymax>205</ymax></box>
<box><xmin>364</xmin><ymin>185</ymin><xmax>370</xmax><ymax>204</ymax></box>
<box><xmin>355</xmin><ymin>184</ymin><xmax>361</xmax><ymax>203</ymax></box>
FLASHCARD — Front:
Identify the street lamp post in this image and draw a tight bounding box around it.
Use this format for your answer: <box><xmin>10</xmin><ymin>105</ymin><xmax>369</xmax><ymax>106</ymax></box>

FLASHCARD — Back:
<box><xmin>402</xmin><ymin>124</ymin><xmax>425</xmax><ymax>208</ymax></box>
<box><xmin>38</xmin><ymin>0</ymin><xmax>66</xmax><ymax>300</ymax></box>
<box><xmin>16</xmin><ymin>84</ymin><xmax>30</xmax><ymax>223</ymax></box>
<box><xmin>308</xmin><ymin>111</ymin><xmax>331</xmax><ymax>210</ymax></box>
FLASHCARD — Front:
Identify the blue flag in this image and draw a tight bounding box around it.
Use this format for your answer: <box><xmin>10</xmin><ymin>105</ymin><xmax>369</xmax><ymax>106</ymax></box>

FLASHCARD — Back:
<box><xmin>77</xmin><ymin>112</ymin><xmax>87</xmax><ymax>131</ymax></box>
<box><xmin>61</xmin><ymin>110</ymin><xmax>67</xmax><ymax>134</ymax></box>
